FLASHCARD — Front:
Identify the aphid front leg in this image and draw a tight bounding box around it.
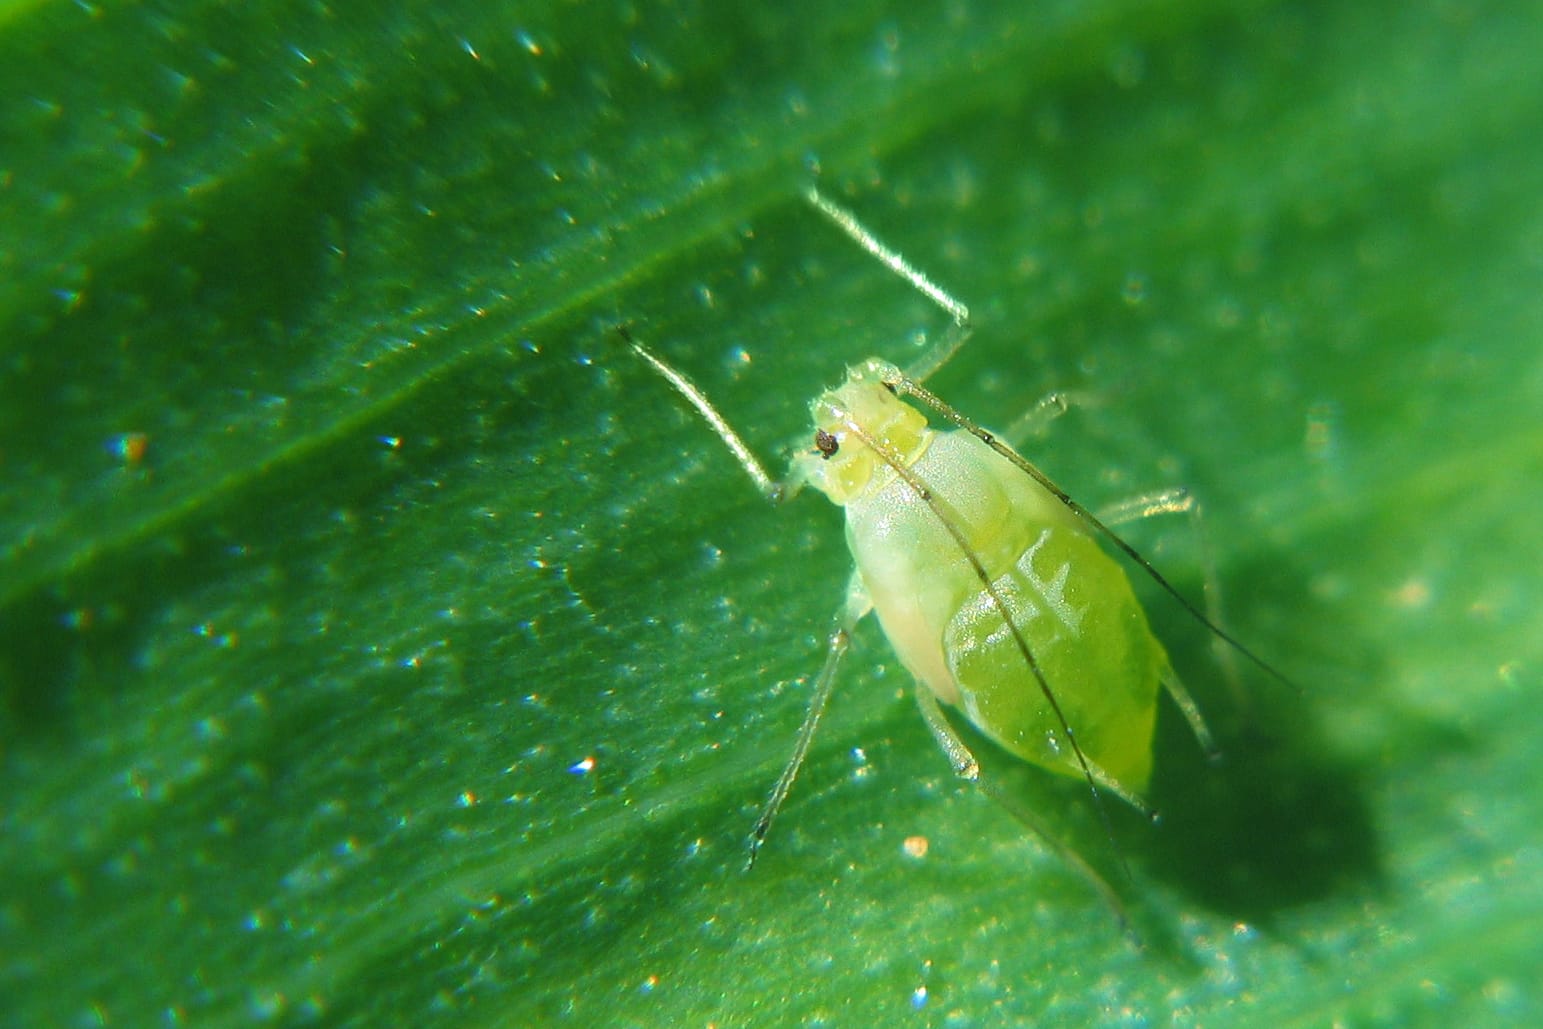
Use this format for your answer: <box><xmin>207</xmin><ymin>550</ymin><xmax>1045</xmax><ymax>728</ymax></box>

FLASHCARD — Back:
<box><xmin>617</xmin><ymin>323</ymin><xmax>860</xmax><ymax>864</ymax></box>
<box><xmin>747</xmin><ymin>611</ymin><xmax>852</xmax><ymax>868</ymax></box>
<box><xmin>1002</xmin><ymin>389</ymin><xmax>1074</xmax><ymax>445</ymax></box>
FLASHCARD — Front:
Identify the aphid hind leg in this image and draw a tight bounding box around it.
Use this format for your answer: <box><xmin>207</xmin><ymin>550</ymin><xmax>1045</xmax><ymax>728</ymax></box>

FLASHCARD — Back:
<box><xmin>914</xmin><ymin>686</ymin><xmax>1134</xmax><ymax>933</ymax></box>
<box><xmin>1096</xmin><ymin>487</ymin><xmax>1236</xmax><ymax>757</ymax></box>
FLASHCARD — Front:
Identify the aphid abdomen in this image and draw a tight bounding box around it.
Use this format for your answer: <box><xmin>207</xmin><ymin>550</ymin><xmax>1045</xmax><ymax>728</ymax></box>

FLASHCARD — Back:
<box><xmin>944</xmin><ymin>522</ymin><xmax>1166</xmax><ymax>791</ymax></box>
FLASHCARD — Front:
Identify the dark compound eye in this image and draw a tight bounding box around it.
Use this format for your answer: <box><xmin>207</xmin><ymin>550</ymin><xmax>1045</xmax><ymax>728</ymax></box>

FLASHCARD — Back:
<box><xmin>814</xmin><ymin>428</ymin><xmax>839</xmax><ymax>459</ymax></box>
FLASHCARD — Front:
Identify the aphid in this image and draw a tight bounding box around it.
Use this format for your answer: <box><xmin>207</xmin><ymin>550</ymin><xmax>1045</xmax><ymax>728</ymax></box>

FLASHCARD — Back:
<box><xmin>620</xmin><ymin>187</ymin><xmax>1288</xmax><ymax>915</ymax></box>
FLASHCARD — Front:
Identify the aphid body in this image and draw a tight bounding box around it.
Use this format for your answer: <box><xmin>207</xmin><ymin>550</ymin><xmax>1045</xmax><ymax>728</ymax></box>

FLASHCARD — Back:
<box><xmin>798</xmin><ymin>358</ymin><xmax>1167</xmax><ymax>793</ymax></box>
<box><xmin>620</xmin><ymin>188</ymin><xmax>1282</xmax><ymax>903</ymax></box>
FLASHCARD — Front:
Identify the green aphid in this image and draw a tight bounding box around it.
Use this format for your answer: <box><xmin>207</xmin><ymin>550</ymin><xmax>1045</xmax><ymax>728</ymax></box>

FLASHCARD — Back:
<box><xmin>622</xmin><ymin>187</ymin><xmax>1289</xmax><ymax>921</ymax></box>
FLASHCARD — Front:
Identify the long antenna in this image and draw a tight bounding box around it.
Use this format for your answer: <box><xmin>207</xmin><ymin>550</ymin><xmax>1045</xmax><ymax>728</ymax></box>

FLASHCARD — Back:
<box><xmin>616</xmin><ymin>324</ymin><xmax>786</xmax><ymax>503</ymax></box>
<box><xmin>806</xmin><ymin>187</ymin><xmax>970</xmax><ymax>327</ymax></box>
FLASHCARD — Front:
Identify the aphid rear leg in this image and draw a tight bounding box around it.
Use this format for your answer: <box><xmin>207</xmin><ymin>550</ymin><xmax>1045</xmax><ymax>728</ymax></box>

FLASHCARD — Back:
<box><xmin>1096</xmin><ymin>486</ymin><xmax>1241</xmax><ymax>746</ymax></box>
<box><xmin>915</xmin><ymin>686</ymin><xmax>1135</xmax><ymax>934</ymax></box>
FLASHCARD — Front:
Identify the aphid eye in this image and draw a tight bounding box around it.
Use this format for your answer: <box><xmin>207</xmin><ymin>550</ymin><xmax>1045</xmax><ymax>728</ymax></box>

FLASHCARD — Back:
<box><xmin>814</xmin><ymin>428</ymin><xmax>840</xmax><ymax>459</ymax></box>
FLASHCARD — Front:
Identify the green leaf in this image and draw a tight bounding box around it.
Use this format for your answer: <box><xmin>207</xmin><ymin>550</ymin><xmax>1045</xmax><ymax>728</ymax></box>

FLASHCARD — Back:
<box><xmin>4</xmin><ymin>0</ymin><xmax>1540</xmax><ymax>1025</ymax></box>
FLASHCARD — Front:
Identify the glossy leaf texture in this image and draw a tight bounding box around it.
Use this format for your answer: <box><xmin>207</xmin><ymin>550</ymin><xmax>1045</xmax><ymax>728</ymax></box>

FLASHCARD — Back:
<box><xmin>2</xmin><ymin>1</ymin><xmax>1540</xmax><ymax>1025</ymax></box>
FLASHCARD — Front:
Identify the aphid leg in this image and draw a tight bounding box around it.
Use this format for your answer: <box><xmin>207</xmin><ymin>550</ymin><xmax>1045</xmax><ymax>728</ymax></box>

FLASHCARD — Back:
<box><xmin>805</xmin><ymin>186</ymin><xmax>973</xmax><ymax>384</ymax></box>
<box><xmin>1078</xmin><ymin>759</ymin><xmax>1160</xmax><ymax>821</ymax></box>
<box><xmin>618</xmin><ymin>323</ymin><xmax>878</xmax><ymax>865</ymax></box>
<box><xmin>1159</xmin><ymin>670</ymin><xmax>1218</xmax><ymax>761</ymax></box>
<box><xmin>748</xmin><ymin>574</ymin><xmax>872</xmax><ymax>868</ymax></box>
<box><xmin>902</xmin><ymin>318</ymin><xmax>974</xmax><ymax>385</ymax></box>
<box><xmin>1097</xmin><ymin>486</ymin><xmax>1239</xmax><ymax>757</ymax></box>
<box><xmin>746</xmin><ymin>618</ymin><xmax>850</xmax><ymax>868</ymax></box>
<box><xmin>912</xmin><ymin>679</ymin><xmax>980</xmax><ymax>782</ymax></box>
<box><xmin>913</xmin><ymin>680</ymin><xmax>1151</xmax><ymax>820</ymax></box>
<box><xmin>914</xmin><ymin>686</ymin><xmax>1134</xmax><ymax>933</ymax></box>
<box><xmin>884</xmin><ymin>370</ymin><xmax>1298</xmax><ymax>694</ymax></box>
<box><xmin>1002</xmin><ymin>389</ymin><xmax>1074</xmax><ymax>445</ymax></box>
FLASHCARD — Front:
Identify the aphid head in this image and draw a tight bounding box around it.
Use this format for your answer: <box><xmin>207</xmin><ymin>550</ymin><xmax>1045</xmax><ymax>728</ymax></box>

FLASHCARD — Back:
<box><xmin>794</xmin><ymin>358</ymin><xmax>931</xmax><ymax>505</ymax></box>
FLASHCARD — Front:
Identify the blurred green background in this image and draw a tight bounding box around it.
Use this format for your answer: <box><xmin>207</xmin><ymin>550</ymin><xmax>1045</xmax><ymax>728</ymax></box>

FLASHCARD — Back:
<box><xmin>3</xmin><ymin>0</ymin><xmax>1540</xmax><ymax>1025</ymax></box>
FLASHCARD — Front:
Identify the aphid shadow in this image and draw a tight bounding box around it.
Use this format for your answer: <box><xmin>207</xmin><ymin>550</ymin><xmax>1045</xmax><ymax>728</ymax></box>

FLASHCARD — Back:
<box><xmin>1135</xmin><ymin>573</ymin><xmax>1384</xmax><ymax>925</ymax></box>
<box><xmin>927</xmin><ymin>557</ymin><xmax>1384</xmax><ymax>950</ymax></box>
<box><xmin>1141</xmin><ymin>690</ymin><xmax>1380</xmax><ymax>917</ymax></box>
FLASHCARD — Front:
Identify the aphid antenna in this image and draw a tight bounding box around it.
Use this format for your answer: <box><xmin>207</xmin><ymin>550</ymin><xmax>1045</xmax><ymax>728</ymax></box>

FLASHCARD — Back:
<box><xmin>806</xmin><ymin>186</ymin><xmax>974</xmax><ymax>384</ymax></box>
<box><xmin>615</xmin><ymin>323</ymin><xmax>790</xmax><ymax>504</ymax></box>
